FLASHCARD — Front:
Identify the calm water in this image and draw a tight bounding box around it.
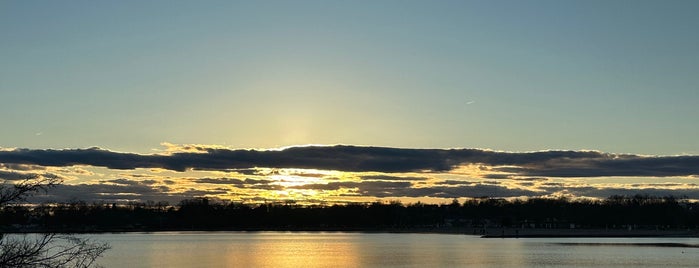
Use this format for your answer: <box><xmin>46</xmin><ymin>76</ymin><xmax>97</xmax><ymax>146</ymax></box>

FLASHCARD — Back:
<box><xmin>83</xmin><ymin>232</ymin><xmax>699</xmax><ymax>267</ymax></box>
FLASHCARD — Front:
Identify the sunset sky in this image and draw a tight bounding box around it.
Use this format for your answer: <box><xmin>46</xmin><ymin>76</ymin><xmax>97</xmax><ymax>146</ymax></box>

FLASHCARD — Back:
<box><xmin>2</xmin><ymin>1</ymin><xmax>698</xmax><ymax>204</ymax></box>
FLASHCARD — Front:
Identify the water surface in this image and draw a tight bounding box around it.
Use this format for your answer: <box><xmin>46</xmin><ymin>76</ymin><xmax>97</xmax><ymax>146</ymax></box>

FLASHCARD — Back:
<box><xmin>87</xmin><ymin>232</ymin><xmax>699</xmax><ymax>267</ymax></box>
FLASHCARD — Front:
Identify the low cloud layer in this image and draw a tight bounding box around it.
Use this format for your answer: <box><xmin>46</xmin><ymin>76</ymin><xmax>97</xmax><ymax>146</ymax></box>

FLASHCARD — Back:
<box><xmin>1</xmin><ymin>145</ymin><xmax>698</xmax><ymax>177</ymax></box>
<box><xmin>3</xmin><ymin>145</ymin><xmax>699</xmax><ymax>203</ymax></box>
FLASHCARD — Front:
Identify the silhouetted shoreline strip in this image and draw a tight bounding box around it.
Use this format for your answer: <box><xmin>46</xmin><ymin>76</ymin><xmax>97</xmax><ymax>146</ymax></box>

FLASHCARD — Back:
<box><xmin>480</xmin><ymin>228</ymin><xmax>699</xmax><ymax>238</ymax></box>
<box><xmin>4</xmin><ymin>195</ymin><xmax>699</xmax><ymax>238</ymax></box>
<box><xmin>555</xmin><ymin>242</ymin><xmax>699</xmax><ymax>248</ymax></box>
<box><xmin>5</xmin><ymin>227</ymin><xmax>699</xmax><ymax>238</ymax></box>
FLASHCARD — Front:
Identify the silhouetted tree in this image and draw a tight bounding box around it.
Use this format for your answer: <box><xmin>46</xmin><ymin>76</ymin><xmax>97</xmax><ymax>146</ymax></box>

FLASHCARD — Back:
<box><xmin>0</xmin><ymin>176</ymin><xmax>109</xmax><ymax>268</ymax></box>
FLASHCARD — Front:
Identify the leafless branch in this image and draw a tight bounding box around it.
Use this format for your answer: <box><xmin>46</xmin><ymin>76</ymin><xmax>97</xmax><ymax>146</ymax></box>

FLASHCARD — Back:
<box><xmin>0</xmin><ymin>234</ymin><xmax>110</xmax><ymax>268</ymax></box>
<box><xmin>0</xmin><ymin>175</ymin><xmax>62</xmax><ymax>206</ymax></box>
<box><xmin>0</xmin><ymin>174</ymin><xmax>109</xmax><ymax>268</ymax></box>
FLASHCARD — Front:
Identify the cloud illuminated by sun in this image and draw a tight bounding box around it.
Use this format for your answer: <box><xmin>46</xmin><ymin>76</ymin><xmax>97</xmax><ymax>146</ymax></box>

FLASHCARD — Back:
<box><xmin>448</xmin><ymin>164</ymin><xmax>506</xmax><ymax>178</ymax></box>
<box><xmin>158</xmin><ymin>142</ymin><xmax>234</xmax><ymax>154</ymax></box>
<box><xmin>270</xmin><ymin>174</ymin><xmax>325</xmax><ymax>188</ymax></box>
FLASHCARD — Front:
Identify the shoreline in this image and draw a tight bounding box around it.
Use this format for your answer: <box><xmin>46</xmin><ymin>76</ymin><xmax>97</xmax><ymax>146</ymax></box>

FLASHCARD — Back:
<box><xmin>4</xmin><ymin>226</ymin><xmax>699</xmax><ymax>238</ymax></box>
<box><xmin>479</xmin><ymin>228</ymin><xmax>699</xmax><ymax>238</ymax></box>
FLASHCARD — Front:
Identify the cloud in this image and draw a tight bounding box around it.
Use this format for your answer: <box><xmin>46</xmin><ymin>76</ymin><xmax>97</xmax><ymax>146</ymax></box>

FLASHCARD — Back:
<box><xmin>0</xmin><ymin>145</ymin><xmax>698</xmax><ymax>177</ymax></box>
<box><xmin>195</xmin><ymin>177</ymin><xmax>246</xmax><ymax>185</ymax></box>
<box><xmin>1</xmin><ymin>146</ymin><xmax>454</xmax><ymax>172</ymax></box>
<box><xmin>366</xmin><ymin>183</ymin><xmax>541</xmax><ymax>198</ymax></box>
<box><xmin>404</xmin><ymin>185</ymin><xmax>540</xmax><ymax>198</ymax></box>
<box><xmin>194</xmin><ymin>177</ymin><xmax>272</xmax><ymax>186</ymax></box>
<box><xmin>192</xmin><ymin>177</ymin><xmax>284</xmax><ymax>191</ymax></box>
<box><xmin>30</xmin><ymin>182</ymin><xmax>173</xmax><ymax>203</ymax></box>
<box><xmin>27</xmin><ymin>180</ymin><xmax>235</xmax><ymax>204</ymax></box>
<box><xmin>546</xmin><ymin>186</ymin><xmax>699</xmax><ymax>199</ymax></box>
<box><xmin>4</xmin><ymin>143</ymin><xmax>695</xmax><ymax>203</ymax></box>
<box><xmin>0</xmin><ymin>170</ymin><xmax>35</xmax><ymax>181</ymax></box>
<box><xmin>360</xmin><ymin>175</ymin><xmax>429</xmax><ymax>181</ymax></box>
<box><xmin>25</xmin><ymin>177</ymin><xmax>697</xmax><ymax>204</ymax></box>
<box><xmin>0</xmin><ymin>169</ymin><xmax>67</xmax><ymax>182</ymax></box>
<box><xmin>440</xmin><ymin>180</ymin><xmax>475</xmax><ymax>185</ymax></box>
<box><xmin>106</xmin><ymin>178</ymin><xmax>144</xmax><ymax>186</ymax></box>
<box><xmin>482</xmin><ymin>174</ymin><xmax>512</xmax><ymax>179</ymax></box>
<box><xmin>159</xmin><ymin>142</ymin><xmax>232</xmax><ymax>154</ymax></box>
<box><xmin>289</xmin><ymin>180</ymin><xmax>538</xmax><ymax>198</ymax></box>
<box><xmin>289</xmin><ymin>181</ymin><xmax>411</xmax><ymax>192</ymax></box>
<box><xmin>0</xmin><ymin>163</ymin><xmax>46</xmax><ymax>171</ymax></box>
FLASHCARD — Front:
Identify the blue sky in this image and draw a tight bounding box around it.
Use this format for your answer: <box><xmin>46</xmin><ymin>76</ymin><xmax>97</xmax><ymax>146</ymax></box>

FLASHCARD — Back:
<box><xmin>3</xmin><ymin>1</ymin><xmax>699</xmax><ymax>154</ymax></box>
<box><xmin>2</xmin><ymin>1</ymin><xmax>699</xmax><ymax>203</ymax></box>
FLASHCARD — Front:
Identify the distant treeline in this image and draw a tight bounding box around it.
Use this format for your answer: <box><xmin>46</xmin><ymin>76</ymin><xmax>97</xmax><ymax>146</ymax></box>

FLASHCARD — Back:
<box><xmin>1</xmin><ymin>195</ymin><xmax>698</xmax><ymax>232</ymax></box>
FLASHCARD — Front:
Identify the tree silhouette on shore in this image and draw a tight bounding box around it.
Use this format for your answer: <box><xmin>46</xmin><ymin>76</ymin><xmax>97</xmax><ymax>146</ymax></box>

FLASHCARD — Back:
<box><xmin>0</xmin><ymin>176</ymin><xmax>109</xmax><ymax>268</ymax></box>
<box><xmin>4</xmin><ymin>194</ymin><xmax>698</xmax><ymax>233</ymax></box>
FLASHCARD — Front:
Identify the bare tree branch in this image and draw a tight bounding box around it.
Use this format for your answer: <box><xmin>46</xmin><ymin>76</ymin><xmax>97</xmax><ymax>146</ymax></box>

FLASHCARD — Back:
<box><xmin>1</xmin><ymin>175</ymin><xmax>109</xmax><ymax>268</ymax></box>
<box><xmin>0</xmin><ymin>234</ymin><xmax>110</xmax><ymax>268</ymax></box>
<box><xmin>0</xmin><ymin>175</ymin><xmax>62</xmax><ymax>206</ymax></box>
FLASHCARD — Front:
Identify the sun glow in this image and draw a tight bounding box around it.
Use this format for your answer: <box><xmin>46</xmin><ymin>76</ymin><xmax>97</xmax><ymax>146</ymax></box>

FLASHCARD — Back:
<box><xmin>271</xmin><ymin>175</ymin><xmax>324</xmax><ymax>188</ymax></box>
<box><xmin>449</xmin><ymin>164</ymin><xmax>504</xmax><ymax>178</ymax></box>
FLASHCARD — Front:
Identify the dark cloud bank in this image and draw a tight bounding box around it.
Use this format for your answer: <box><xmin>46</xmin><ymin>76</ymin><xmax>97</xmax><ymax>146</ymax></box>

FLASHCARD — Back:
<box><xmin>1</xmin><ymin>145</ymin><xmax>699</xmax><ymax>177</ymax></box>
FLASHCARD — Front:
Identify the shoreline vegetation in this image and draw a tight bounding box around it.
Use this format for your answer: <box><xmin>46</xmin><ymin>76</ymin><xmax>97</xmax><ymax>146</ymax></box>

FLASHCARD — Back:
<box><xmin>5</xmin><ymin>228</ymin><xmax>699</xmax><ymax>238</ymax></box>
<box><xmin>8</xmin><ymin>228</ymin><xmax>699</xmax><ymax>239</ymax></box>
<box><xmin>3</xmin><ymin>195</ymin><xmax>699</xmax><ymax>238</ymax></box>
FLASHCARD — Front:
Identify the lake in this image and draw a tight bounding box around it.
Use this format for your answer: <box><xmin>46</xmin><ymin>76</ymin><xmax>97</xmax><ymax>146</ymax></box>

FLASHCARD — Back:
<box><xmin>85</xmin><ymin>232</ymin><xmax>699</xmax><ymax>267</ymax></box>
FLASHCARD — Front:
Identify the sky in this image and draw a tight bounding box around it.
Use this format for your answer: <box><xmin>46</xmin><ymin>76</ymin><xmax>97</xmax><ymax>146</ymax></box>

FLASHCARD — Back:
<box><xmin>1</xmin><ymin>1</ymin><xmax>699</xmax><ymax>204</ymax></box>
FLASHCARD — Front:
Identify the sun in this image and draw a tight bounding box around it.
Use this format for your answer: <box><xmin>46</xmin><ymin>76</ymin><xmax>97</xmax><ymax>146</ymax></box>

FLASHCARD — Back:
<box><xmin>260</xmin><ymin>168</ymin><xmax>341</xmax><ymax>187</ymax></box>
